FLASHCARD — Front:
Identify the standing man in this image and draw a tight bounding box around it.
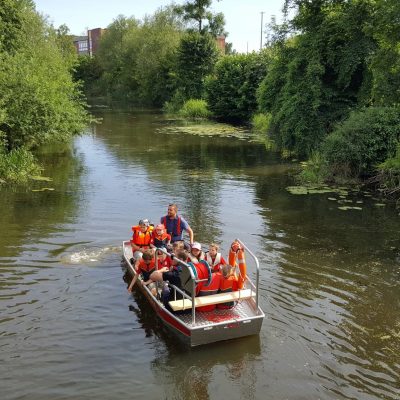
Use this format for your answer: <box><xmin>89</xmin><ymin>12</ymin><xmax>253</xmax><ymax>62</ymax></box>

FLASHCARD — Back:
<box><xmin>161</xmin><ymin>204</ymin><xmax>194</xmax><ymax>245</ymax></box>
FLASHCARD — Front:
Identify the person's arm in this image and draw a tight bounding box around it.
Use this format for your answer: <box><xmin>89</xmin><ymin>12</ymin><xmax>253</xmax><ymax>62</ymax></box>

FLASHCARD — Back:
<box><xmin>131</xmin><ymin>241</ymin><xmax>141</xmax><ymax>252</ymax></box>
<box><xmin>127</xmin><ymin>273</ymin><xmax>138</xmax><ymax>292</ymax></box>
<box><xmin>186</xmin><ymin>226</ymin><xmax>194</xmax><ymax>244</ymax></box>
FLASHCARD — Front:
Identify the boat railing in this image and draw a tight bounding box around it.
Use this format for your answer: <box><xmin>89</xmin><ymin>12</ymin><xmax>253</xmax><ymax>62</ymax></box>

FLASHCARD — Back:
<box><xmin>156</xmin><ymin>239</ymin><xmax>262</xmax><ymax>321</ymax></box>
<box><xmin>155</xmin><ymin>246</ymin><xmax>200</xmax><ymax>324</ymax></box>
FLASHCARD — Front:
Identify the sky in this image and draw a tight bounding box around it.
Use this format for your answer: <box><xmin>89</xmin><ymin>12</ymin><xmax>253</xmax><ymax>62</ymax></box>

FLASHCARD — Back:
<box><xmin>33</xmin><ymin>0</ymin><xmax>287</xmax><ymax>53</ymax></box>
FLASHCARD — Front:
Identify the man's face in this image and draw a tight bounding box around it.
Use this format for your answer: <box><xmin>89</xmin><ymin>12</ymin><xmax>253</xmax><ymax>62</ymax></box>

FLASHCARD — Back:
<box><xmin>167</xmin><ymin>206</ymin><xmax>176</xmax><ymax>218</ymax></box>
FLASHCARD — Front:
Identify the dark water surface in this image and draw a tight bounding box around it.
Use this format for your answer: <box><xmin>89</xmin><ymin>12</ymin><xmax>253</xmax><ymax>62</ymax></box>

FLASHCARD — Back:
<box><xmin>1</xmin><ymin>109</ymin><xmax>399</xmax><ymax>400</ymax></box>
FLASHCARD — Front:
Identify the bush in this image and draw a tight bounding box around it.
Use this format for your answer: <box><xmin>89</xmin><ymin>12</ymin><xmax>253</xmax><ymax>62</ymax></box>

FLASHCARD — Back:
<box><xmin>322</xmin><ymin>107</ymin><xmax>400</xmax><ymax>177</ymax></box>
<box><xmin>251</xmin><ymin>113</ymin><xmax>272</xmax><ymax>133</ymax></box>
<box><xmin>206</xmin><ymin>51</ymin><xmax>270</xmax><ymax>123</ymax></box>
<box><xmin>298</xmin><ymin>152</ymin><xmax>329</xmax><ymax>185</ymax></box>
<box><xmin>376</xmin><ymin>143</ymin><xmax>400</xmax><ymax>195</ymax></box>
<box><xmin>178</xmin><ymin>99</ymin><xmax>211</xmax><ymax>119</ymax></box>
<box><xmin>0</xmin><ymin>147</ymin><xmax>41</xmax><ymax>183</ymax></box>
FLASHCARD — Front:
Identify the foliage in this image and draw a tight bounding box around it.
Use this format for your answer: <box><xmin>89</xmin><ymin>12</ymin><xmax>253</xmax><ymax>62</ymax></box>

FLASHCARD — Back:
<box><xmin>322</xmin><ymin>107</ymin><xmax>400</xmax><ymax>177</ymax></box>
<box><xmin>376</xmin><ymin>143</ymin><xmax>400</xmax><ymax>196</ymax></box>
<box><xmin>0</xmin><ymin>0</ymin><xmax>88</xmax><ymax>182</ymax></box>
<box><xmin>174</xmin><ymin>0</ymin><xmax>226</xmax><ymax>37</ymax></box>
<box><xmin>178</xmin><ymin>99</ymin><xmax>211</xmax><ymax>119</ymax></box>
<box><xmin>0</xmin><ymin>147</ymin><xmax>41</xmax><ymax>183</ymax></box>
<box><xmin>206</xmin><ymin>51</ymin><xmax>270</xmax><ymax>122</ymax></box>
<box><xmin>298</xmin><ymin>152</ymin><xmax>328</xmax><ymax>185</ymax></box>
<box><xmin>367</xmin><ymin>0</ymin><xmax>400</xmax><ymax>105</ymax></box>
<box><xmin>258</xmin><ymin>0</ymin><xmax>375</xmax><ymax>157</ymax></box>
<box><xmin>251</xmin><ymin>113</ymin><xmax>272</xmax><ymax>134</ymax></box>
<box><xmin>0</xmin><ymin>0</ymin><xmax>30</xmax><ymax>54</ymax></box>
<box><xmin>73</xmin><ymin>56</ymin><xmax>103</xmax><ymax>97</ymax></box>
<box><xmin>174</xmin><ymin>31</ymin><xmax>220</xmax><ymax>105</ymax></box>
<box><xmin>96</xmin><ymin>9</ymin><xmax>183</xmax><ymax>105</ymax></box>
<box><xmin>54</xmin><ymin>24</ymin><xmax>78</xmax><ymax>69</ymax></box>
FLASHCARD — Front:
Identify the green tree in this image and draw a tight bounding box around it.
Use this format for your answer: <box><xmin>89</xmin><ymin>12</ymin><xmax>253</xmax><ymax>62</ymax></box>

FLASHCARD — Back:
<box><xmin>174</xmin><ymin>0</ymin><xmax>226</xmax><ymax>37</ymax></box>
<box><xmin>258</xmin><ymin>0</ymin><xmax>375</xmax><ymax>156</ymax></box>
<box><xmin>368</xmin><ymin>0</ymin><xmax>400</xmax><ymax>105</ymax></box>
<box><xmin>206</xmin><ymin>51</ymin><xmax>270</xmax><ymax>122</ymax></box>
<box><xmin>0</xmin><ymin>2</ymin><xmax>88</xmax><ymax>151</ymax></box>
<box><xmin>174</xmin><ymin>31</ymin><xmax>220</xmax><ymax>103</ymax></box>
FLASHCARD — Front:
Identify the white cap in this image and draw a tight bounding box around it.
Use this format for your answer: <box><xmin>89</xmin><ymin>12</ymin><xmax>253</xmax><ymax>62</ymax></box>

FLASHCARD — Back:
<box><xmin>192</xmin><ymin>242</ymin><xmax>201</xmax><ymax>250</ymax></box>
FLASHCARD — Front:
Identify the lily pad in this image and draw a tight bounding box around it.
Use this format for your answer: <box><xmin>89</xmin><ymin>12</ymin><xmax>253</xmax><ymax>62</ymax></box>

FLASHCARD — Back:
<box><xmin>328</xmin><ymin>197</ymin><xmax>337</xmax><ymax>201</ymax></box>
<box><xmin>375</xmin><ymin>203</ymin><xmax>386</xmax><ymax>207</ymax></box>
<box><xmin>30</xmin><ymin>175</ymin><xmax>52</xmax><ymax>182</ymax></box>
<box><xmin>31</xmin><ymin>187</ymin><xmax>55</xmax><ymax>192</ymax></box>
<box><xmin>338</xmin><ymin>206</ymin><xmax>362</xmax><ymax>211</ymax></box>
<box><xmin>286</xmin><ymin>186</ymin><xmax>308</xmax><ymax>195</ymax></box>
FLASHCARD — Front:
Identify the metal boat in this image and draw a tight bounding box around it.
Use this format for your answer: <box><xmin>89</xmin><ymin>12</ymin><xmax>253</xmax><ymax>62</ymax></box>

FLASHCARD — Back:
<box><xmin>122</xmin><ymin>240</ymin><xmax>264</xmax><ymax>346</ymax></box>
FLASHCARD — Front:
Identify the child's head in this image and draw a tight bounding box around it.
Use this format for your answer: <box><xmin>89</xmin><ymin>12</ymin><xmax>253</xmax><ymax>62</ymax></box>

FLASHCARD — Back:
<box><xmin>191</xmin><ymin>242</ymin><xmax>202</xmax><ymax>256</ymax></box>
<box><xmin>172</xmin><ymin>241</ymin><xmax>184</xmax><ymax>254</ymax></box>
<box><xmin>155</xmin><ymin>224</ymin><xmax>165</xmax><ymax>235</ymax></box>
<box><xmin>138</xmin><ymin>219</ymin><xmax>150</xmax><ymax>232</ymax></box>
<box><xmin>142</xmin><ymin>249</ymin><xmax>154</xmax><ymax>263</ymax></box>
<box><xmin>221</xmin><ymin>264</ymin><xmax>233</xmax><ymax>278</ymax></box>
<box><xmin>173</xmin><ymin>249</ymin><xmax>188</xmax><ymax>264</ymax></box>
<box><xmin>208</xmin><ymin>243</ymin><xmax>219</xmax><ymax>257</ymax></box>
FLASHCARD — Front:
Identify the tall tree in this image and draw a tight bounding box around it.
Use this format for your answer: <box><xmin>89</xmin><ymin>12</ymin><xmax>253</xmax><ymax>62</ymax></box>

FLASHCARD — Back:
<box><xmin>175</xmin><ymin>0</ymin><xmax>226</xmax><ymax>37</ymax></box>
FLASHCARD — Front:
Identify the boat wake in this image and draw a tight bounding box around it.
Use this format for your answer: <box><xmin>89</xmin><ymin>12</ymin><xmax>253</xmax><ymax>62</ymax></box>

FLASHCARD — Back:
<box><xmin>61</xmin><ymin>246</ymin><xmax>121</xmax><ymax>265</ymax></box>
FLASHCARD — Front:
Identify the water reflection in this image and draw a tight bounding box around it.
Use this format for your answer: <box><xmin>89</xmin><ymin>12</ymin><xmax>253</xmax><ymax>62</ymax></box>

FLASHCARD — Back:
<box><xmin>1</xmin><ymin>108</ymin><xmax>399</xmax><ymax>400</ymax></box>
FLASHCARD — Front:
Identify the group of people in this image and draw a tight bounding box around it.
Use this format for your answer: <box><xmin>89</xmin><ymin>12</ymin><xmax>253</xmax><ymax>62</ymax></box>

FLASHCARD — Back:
<box><xmin>127</xmin><ymin>203</ymin><xmax>246</xmax><ymax>312</ymax></box>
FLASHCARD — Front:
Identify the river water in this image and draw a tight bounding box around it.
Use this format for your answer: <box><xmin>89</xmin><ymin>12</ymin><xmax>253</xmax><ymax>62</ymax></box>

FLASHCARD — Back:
<box><xmin>1</xmin><ymin>109</ymin><xmax>399</xmax><ymax>400</ymax></box>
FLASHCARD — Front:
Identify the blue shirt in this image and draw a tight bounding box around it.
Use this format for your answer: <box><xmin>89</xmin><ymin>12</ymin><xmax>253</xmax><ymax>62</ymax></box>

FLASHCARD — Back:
<box><xmin>161</xmin><ymin>214</ymin><xmax>189</xmax><ymax>242</ymax></box>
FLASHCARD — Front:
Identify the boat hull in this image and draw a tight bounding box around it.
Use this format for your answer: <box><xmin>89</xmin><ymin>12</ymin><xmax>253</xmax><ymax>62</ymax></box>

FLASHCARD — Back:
<box><xmin>122</xmin><ymin>241</ymin><xmax>264</xmax><ymax>346</ymax></box>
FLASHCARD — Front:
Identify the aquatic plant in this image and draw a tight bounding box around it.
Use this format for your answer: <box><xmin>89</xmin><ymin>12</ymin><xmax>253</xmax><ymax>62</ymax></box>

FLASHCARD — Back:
<box><xmin>178</xmin><ymin>99</ymin><xmax>211</xmax><ymax>119</ymax></box>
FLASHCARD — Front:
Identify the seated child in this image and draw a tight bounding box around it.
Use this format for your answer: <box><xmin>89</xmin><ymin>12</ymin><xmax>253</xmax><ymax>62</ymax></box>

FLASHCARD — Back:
<box><xmin>205</xmin><ymin>243</ymin><xmax>227</xmax><ymax>272</ymax></box>
<box><xmin>130</xmin><ymin>218</ymin><xmax>153</xmax><ymax>261</ymax></box>
<box><xmin>127</xmin><ymin>249</ymin><xmax>157</xmax><ymax>296</ymax></box>
<box><xmin>155</xmin><ymin>247</ymin><xmax>172</xmax><ymax>272</ymax></box>
<box><xmin>150</xmin><ymin>249</ymin><xmax>188</xmax><ymax>289</ymax></box>
<box><xmin>217</xmin><ymin>264</ymin><xmax>239</xmax><ymax>309</ymax></box>
<box><xmin>150</xmin><ymin>224</ymin><xmax>171</xmax><ymax>249</ymax></box>
<box><xmin>187</xmin><ymin>242</ymin><xmax>205</xmax><ymax>263</ymax></box>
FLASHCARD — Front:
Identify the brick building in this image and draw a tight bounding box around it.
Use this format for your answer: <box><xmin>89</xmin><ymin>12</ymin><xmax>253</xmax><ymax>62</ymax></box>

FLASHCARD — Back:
<box><xmin>73</xmin><ymin>28</ymin><xmax>106</xmax><ymax>56</ymax></box>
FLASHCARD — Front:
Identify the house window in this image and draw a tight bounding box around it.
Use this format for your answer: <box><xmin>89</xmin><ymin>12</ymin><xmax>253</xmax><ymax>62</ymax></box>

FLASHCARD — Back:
<box><xmin>78</xmin><ymin>41</ymin><xmax>88</xmax><ymax>52</ymax></box>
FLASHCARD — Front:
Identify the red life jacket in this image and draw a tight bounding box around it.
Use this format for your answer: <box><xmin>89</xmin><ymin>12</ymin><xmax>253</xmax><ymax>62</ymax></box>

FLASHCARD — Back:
<box><xmin>136</xmin><ymin>259</ymin><xmax>156</xmax><ymax>281</ymax></box>
<box><xmin>197</xmin><ymin>272</ymin><xmax>221</xmax><ymax>312</ymax></box>
<box><xmin>217</xmin><ymin>275</ymin><xmax>239</xmax><ymax>309</ymax></box>
<box><xmin>131</xmin><ymin>225</ymin><xmax>153</xmax><ymax>248</ymax></box>
<box><xmin>162</xmin><ymin>216</ymin><xmax>181</xmax><ymax>238</ymax></box>
<box><xmin>157</xmin><ymin>256</ymin><xmax>171</xmax><ymax>270</ymax></box>
<box><xmin>151</xmin><ymin>231</ymin><xmax>171</xmax><ymax>248</ymax></box>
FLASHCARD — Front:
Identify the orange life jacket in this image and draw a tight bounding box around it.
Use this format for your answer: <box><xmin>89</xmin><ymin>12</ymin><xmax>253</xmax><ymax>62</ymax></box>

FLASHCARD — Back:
<box><xmin>151</xmin><ymin>231</ymin><xmax>171</xmax><ymax>248</ymax></box>
<box><xmin>131</xmin><ymin>225</ymin><xmax>153</xmax><ymax>248</ymax></box>
<box><xmin>196</xmin><ymin>272</ymin><xmax>221</xmax><ymax>312</ymax></box>
<box><xmin>217</xmin><ymin>275</ymin><xmax>239</xmax><ymax>309</ymax></box>
<box><xmin>136</xmin><ymin>259</ymin><xmax>156</xmax><ymax>281</ymax></box>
